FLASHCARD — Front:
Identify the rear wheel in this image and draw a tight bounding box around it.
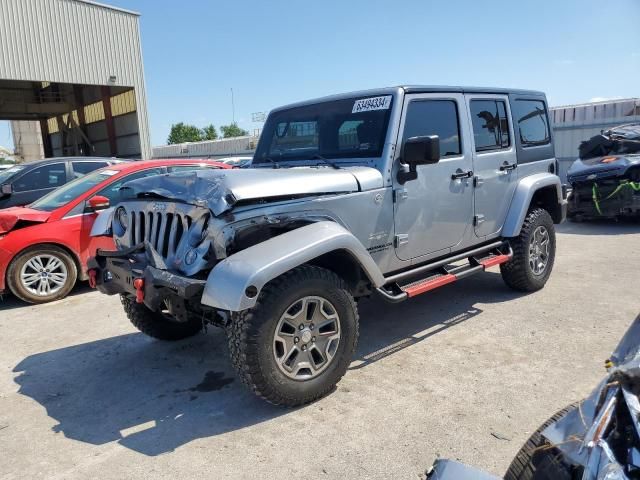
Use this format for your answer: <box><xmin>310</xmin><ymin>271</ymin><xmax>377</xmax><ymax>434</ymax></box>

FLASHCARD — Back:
<box><xmin>7</xmin><ymin>245</ymin><xmax>77</xmax><ymax>304</ymax></box>
<box><xmin>501</xmin><ymin>208</ymin><xmax>556</xmax><ymax>292</ymax></box>
<box><xmin>227</xmin><ymin>265</ymin><xmax>358</xmax><ymax>406</ymax></box>
<box><xmin>121</xmin><ymin>295</ymin><xmax>203</xmax><ymax>341</ymax></box>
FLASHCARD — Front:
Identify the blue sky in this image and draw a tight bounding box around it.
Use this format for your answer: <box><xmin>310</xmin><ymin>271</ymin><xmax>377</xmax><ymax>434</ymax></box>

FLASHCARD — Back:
<box><xmin>1</xmin><ymin>0</ymin><xmax>639</xmax><ymax>150</ymax></box>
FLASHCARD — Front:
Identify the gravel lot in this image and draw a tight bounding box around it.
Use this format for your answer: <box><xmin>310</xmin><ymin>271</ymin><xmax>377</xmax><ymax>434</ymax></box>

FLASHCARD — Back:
<box><xmin>0</xmin><ymin>221</ymin><xmax>639</xmax><ymax>480</ymax></box>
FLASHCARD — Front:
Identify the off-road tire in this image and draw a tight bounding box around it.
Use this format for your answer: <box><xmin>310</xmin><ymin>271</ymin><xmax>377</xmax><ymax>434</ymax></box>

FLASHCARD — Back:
<box><xmin>7</xmin><ymin>245</ymin><xmax>77</xmax><ymax>304</ymax></box>
<box><xmin>227</xmin><ymin>265</ymin><xmax>359</xmax><ymax>407</ymax></box>
<box><xmin>120</xmin><ymin>295</ymin><xmax>202</xmax><ymax>341</ymax></box>
<box><xmin>501</xmin><ymin>208</ymin><xmax>556</xmax><ymax>292</ymax></box>
<box><xmin>504</xmin><ymin>403</ymin><xmax>579</xmax><ymax>480</ymax></box>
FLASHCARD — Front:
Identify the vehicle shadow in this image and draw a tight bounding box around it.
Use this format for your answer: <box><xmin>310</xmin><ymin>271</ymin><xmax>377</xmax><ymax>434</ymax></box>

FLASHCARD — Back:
<box><xmin>12</xmin><ymin>271</ymin><xmax>520</xmax><ymax>456</ymax></box>
<box><xmin>0</xmin><ymin>282</ymin><xmax>93</xmax><ymax>311</ymax></box>
<box><xmin>557</xmin><ymin>218</ymin><xmax>640</xmax><ymax>236</ymax></box>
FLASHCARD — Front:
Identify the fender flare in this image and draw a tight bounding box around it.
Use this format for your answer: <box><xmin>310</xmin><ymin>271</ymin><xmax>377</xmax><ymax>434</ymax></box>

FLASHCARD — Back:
<box><xmin>201</xmin><ymin>221</ymin><xmax>385</xmax><ymax>312</ymax></box>
<box><xmin>502</xmin><ymin>173</ymin><xmax>564</xmax><ymax>237</ymax></box>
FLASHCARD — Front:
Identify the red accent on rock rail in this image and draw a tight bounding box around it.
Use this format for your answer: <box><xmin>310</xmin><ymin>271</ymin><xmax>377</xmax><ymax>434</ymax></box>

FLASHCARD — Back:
<box><xmin>403</xmin><ymin>274</ymin><xmax>457</xmax><ymax>297</ymax></box>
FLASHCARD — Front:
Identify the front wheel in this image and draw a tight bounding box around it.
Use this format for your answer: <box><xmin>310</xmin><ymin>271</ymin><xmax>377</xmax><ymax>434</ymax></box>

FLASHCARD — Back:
<box><xmin>227</xmin><ymin>265</ymin><xmax>359</xmax><ymax>407</ymax></box>
<box><xmin>7</xmin><ymin>245</ymin><xmax>78</xmax><ymax>304</ymax></box>
<box><xmin>121</xmin><ymin>295</ymin><xmax>203</xmax><ymax>341</ymax></box>
<box><xmin>501</xmin><ymin>208</ymin><xmax>556</xmax><ymax>292</ymax></box>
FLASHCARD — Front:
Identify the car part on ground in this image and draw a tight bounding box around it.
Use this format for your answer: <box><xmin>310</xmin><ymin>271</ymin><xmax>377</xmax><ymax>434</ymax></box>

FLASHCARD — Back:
<box><xmin>426</xmin><ymin>313</ymin><xmax>640</xmax><ymax>480</ymax></box>
<box><xmin>88</xmin><ymin>86</ymin><xmax>566</xmax><ymax>405</ymax></box>
<box><xmin>567</xmin><ymin>124</ymin><xmax>640</xmax><ymax>220</ymax></box>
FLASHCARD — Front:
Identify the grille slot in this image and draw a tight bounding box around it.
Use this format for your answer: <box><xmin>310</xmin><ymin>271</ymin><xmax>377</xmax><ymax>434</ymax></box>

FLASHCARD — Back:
<box><xmin>126</xmin><ymin>207</ymin><xmax>200</xmax><ymax>260</ymax></box>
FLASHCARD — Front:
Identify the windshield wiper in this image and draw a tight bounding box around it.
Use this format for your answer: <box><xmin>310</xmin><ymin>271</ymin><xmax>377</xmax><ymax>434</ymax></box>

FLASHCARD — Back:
<box><xmin>261</xmin><ymin>156</ymin><xmax>281</xmax><ymax>169</ymax></box>
<box><xmin>311</xmin><ymin>154</ymin><xmax>340</xmax><ymax>169</ymax></box>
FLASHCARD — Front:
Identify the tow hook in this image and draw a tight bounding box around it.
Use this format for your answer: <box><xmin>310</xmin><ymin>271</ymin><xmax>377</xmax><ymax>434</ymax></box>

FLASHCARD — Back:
<box><xmin>133</xmin><ymin>278</ymin><xmax>145</xmax><ymax>304</ymax></box>
<box><xmin>88</xmin><ymin>269</ymin><xmax>97</xmax><ymax>288</ymax></box>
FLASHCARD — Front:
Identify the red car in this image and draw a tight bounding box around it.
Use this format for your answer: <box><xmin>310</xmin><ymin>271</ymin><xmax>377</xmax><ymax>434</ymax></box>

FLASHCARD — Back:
<box><xmin>0</xmin><ymin>159</ymin><xmax>229</xmax><ymax>304</ymax></box>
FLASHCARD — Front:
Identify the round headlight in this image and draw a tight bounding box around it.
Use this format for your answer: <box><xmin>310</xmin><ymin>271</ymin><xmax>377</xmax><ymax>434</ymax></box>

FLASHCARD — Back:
<box><xmin>115</xmin><ymin>207</ymin><xmax>128</xmax><ymax>232</ymax></box>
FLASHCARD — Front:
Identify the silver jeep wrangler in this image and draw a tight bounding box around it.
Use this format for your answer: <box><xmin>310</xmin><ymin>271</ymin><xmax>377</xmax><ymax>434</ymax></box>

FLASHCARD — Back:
<box><xmin>89</xmin><ymin>86</ymin><xmax>567</xmax><ymax>406</ymax></box>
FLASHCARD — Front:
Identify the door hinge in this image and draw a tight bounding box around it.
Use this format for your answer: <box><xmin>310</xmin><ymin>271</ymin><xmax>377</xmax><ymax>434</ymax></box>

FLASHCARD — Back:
<box><xmin>473</xmin><ymin>214</ymin><xmax>485</xmax><ymax>226</ymax></box>
<box><xmin>395</xmin><ymin>234</ymin><xmax>409</xmax><ymax>247</ymax></box>
<box><xmin>393</xmin><ymin>188</ymin><xmax>409</xmax><ymax>203</ymax></box>
<box><xmin>473</xmin><ymin>176</ymin><xmax>484</xmax><ymax>187</ymax></box>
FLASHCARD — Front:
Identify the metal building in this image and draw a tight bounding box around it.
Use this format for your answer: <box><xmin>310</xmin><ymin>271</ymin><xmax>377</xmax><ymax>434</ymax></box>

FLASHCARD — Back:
<box><xmin>153</xmin><ymin>135</ymin><xmax>259</xmax><ymax>159</ymax></box>
<box><xmin>551</xmin><ymin>98</ymin><xmax>640</xmax><ymax>181</ymax></box>
<box><xmin>0</xmin><ymin>0</ymin><xmax>151</xmax><ymax>159</ymax></box>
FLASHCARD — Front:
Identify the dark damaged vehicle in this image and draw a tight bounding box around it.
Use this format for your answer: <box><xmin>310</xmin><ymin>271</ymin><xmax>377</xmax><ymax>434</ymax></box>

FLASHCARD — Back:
<box><xmin>567</xmin><ymin>124</ymin><xmax>640</xmax><ymax>220</ymax></box>
<box><xmin>427</xmin><ymin>313</ymin><xmax>640</xmax><ymax>480</ymax></box>
<box><xmin>88</xmin><ymin>86</ymin><xmax>566</xmax><ymax>406</ymax></box>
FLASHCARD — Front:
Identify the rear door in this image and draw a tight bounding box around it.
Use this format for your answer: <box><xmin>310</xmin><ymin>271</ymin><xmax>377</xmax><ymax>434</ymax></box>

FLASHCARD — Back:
<box><xmin>465</xmin><ymin>95</ymin><xmax>518</xmax><ymax>237</ymax></box>
<box><xmin>393</xmin><ymin>93</ymin><xmax>474</xmax><ymax>260</ymax></box>
<box><xmin>9</xmin><ymin>162</ymin><xmax>68</xmax><ymax>207</ymax></box>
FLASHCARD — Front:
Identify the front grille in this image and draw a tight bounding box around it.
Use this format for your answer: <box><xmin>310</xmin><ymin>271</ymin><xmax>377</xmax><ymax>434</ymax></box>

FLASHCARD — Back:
<box><xmin>129</xmin><ymin>209</ymin><xmax>194</xmax><ymax>258</ymax></box>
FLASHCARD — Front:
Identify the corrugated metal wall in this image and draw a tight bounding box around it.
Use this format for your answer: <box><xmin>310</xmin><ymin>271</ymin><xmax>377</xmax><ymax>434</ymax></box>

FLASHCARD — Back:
<box><xmin>153</xmin><ymin>136</ymin><xmax>259</xmax><ymax>159</ymax></box>
<box><xmin>0</xmin><ymin>0</ymin><xmax>151</xmax><ymax>158</ymax></box>
<box><xmin>551</xmin><ymin>98</ymin><xmax>640</xmax><ymax>181</ymax></box>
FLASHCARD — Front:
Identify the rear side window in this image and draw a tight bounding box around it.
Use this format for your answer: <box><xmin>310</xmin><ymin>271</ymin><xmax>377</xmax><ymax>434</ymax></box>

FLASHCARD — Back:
<box><xmin>72</xmin><ymin>161</ymin><xmax>108</xmax><ymax>177</ymax></box>
<box><xmin>512</xmin><ymin>100</ymin><xmax>550</xmax><ymax>147</ymax></box>
<box><xmin>470</xmin><ymin>100</ymin><xmax>510</xmax><ymax>151</ymax></box>
<box><xmin>402</xmin><ymin>100</ymin><xmax>461</xmax><ymax>157</ymax></box>
<box><xmin>13</xmin><ymin>163</ymin><xmax>66</xmax><ymax>192</ymax></box>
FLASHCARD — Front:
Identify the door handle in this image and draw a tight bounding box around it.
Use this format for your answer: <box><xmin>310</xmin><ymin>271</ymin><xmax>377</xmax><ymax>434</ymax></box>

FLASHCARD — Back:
<box><xmin>451</xmin><ymin>169</ymin><xmax>473</xmax><ymax>180</ymax></box>
<box><xmin>499</xmin><ymin>162</ymin><xmax>517</xmax><ymax>172</ymax></box>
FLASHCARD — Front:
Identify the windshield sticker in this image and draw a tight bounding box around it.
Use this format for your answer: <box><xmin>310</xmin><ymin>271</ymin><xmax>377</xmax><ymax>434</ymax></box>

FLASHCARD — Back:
<box><xmin>100</xmin><ymin>170</ymin><xmax>119</xmax><ymax>176</ymax></box>
<box><xmin>352</xmin><ymin>96</ymin><xmax>392</xmax><ymax>114</ymax></box>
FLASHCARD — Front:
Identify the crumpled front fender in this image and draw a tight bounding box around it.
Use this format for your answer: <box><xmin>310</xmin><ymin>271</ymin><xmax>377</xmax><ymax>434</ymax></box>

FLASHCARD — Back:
<box><xmin>90</xmin><ymin>207</ymin><xmax>115</xmax><ymax>237</ymax></box>
<box><xmin>201</xmin><ymin>221</ymin><xmax>385</xmax><ymax>312</ymax></box>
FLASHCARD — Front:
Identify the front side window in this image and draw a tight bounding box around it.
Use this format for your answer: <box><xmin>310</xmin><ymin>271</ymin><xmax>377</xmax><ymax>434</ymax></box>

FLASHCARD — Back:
<box><xmin>13</xmin><ymin>163</ymin><xmax>66</xmax><ymax>192</ymax></box>
<box><xmin>254</xmin><ymin>95</ymin><xmax>393</xmax><ymax>163</ymax></box>
<box><xmin>512</xmin><ymin>100</ymin><xmax>550</xmax><ymax>147</ymax></box>
<box><xmin>402</xmin><ymin>100</ymin><xmax>461</xmax><ymax>158</ymax></box>
<box><xmin>470</xmin><ymin>100</ymin><xmax>510</xmax><ymax>151</ymax></box>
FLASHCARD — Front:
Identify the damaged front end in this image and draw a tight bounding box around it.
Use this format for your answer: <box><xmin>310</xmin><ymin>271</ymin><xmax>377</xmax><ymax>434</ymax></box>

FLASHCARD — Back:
<box><xmin>567</xmin><ymin>124</ymin><xmax>640</xmax><ymax>219</ymax></box>
<box><xmin>88</xmin><ymin>199</ymin><xmax>219</xmax><ymax>322</ymax></box>
<box><xmin>426</xmin><ymin>313</ymin><xmax>640</xmax><ymax>480</ymax></box>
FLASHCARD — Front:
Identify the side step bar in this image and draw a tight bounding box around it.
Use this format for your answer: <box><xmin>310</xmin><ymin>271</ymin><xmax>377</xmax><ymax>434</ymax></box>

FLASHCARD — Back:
<box><xmin>376</xmin><ymin>242</ymin><xmax>513</xmax><ymax>303</ymax></box>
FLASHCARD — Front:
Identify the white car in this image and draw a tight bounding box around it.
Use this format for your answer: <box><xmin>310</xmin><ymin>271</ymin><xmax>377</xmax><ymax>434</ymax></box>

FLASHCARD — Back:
<box><xmin>218</xmin><ymin>156</ymin><xmax>252</xmax><ymax>168</ymax></box>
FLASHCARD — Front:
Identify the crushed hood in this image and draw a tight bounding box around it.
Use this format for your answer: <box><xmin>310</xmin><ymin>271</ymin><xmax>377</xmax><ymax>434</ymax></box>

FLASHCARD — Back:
<box><xmin>0</xmin><ymin>207</ymin><xmax>51</xmax><ymax>234</ymax></box>
<box><xmin>120</xmin><ymin>166</ymin><xmax>384</xmax><ymax>216</ymax></box>
<box><xmin>567</xmin><ymin>154</ymin><xmax>640</xmax><ymax>182</ymax></box>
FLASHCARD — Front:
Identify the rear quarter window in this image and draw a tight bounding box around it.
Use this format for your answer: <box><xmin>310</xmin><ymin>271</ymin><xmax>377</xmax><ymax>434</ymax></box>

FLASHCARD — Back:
<box><xmin>512</xmin><ymin>100</ymin><xmax>550</xmax><ymax>147</ymax></box>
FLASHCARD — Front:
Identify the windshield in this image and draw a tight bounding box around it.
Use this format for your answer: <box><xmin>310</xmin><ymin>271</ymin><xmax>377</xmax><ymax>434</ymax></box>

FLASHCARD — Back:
<box><xmin>0</xmin><ymin>165</ymin><xmax>25</xmax><ymax>184</ymax></box>
<box><xmin>30</xmin><ymin>168</ymin><xmax>120</xmax><ymax>211</ymax></box>
<box><xmin>253</xmin><ymin>95</ymin><xmax>393</xmax><ymax>164</ymax></box>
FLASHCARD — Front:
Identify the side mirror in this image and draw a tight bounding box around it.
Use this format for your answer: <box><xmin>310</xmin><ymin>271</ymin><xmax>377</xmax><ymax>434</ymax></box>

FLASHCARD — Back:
<box><xmin>88</xmin><ymin>195</ymin><xmax>110</xmax><ymax>211</ymax></box>
<box><xmin>397</xmin><ymin>135</ymin><xmax>440</xmax><ymax>184</ymax></box>
<box><xmin>0</xmin><ymin>183</ymin><xmax>12</xmax><ymax>197</ymax></box>
<box><xmin>404</xmin><ymin>135</ymin><xmax>440</xmax><ymax>166</ymax></box>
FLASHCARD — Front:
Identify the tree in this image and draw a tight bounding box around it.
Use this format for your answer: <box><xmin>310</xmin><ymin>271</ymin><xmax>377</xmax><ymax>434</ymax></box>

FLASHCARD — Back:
<box><xmin>167</xmin><ymin>122</ymin><xmax>203</xmax><ymax>144</ymax></box>
<box><xmin>201</xmin><ymin>124</ymin><xmax>218</xmax><ymax>140</ymax></box>
<box><xmin>220</xmin><ymin>122</ymin><xmax>249</xmax><ymax>138</ymax></box>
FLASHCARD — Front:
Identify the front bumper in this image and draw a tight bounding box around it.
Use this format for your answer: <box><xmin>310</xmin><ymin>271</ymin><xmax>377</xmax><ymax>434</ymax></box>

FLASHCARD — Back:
<box><xmin>88</xmin><ymin>244</ymin><xmax>206</xmax><ymax>311</ymax></box>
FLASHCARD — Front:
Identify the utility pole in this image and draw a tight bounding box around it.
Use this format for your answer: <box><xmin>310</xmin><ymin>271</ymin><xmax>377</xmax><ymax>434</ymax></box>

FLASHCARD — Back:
<box><xmin>231</xmin><ymin>88</ymin><xmax>235</xmax><ymax>124</ymax></box>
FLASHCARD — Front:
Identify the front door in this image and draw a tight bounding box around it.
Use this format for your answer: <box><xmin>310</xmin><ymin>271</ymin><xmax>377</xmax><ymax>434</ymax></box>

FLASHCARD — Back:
<box><xmin>393</xmin><ymin>94</ymin><xmax>474</xmax><ymax>261</ymax></box>
<box><xmin>465</xmin><ymin>95</ymin><xmax>518</xmax><ymax>237</ymax></box>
